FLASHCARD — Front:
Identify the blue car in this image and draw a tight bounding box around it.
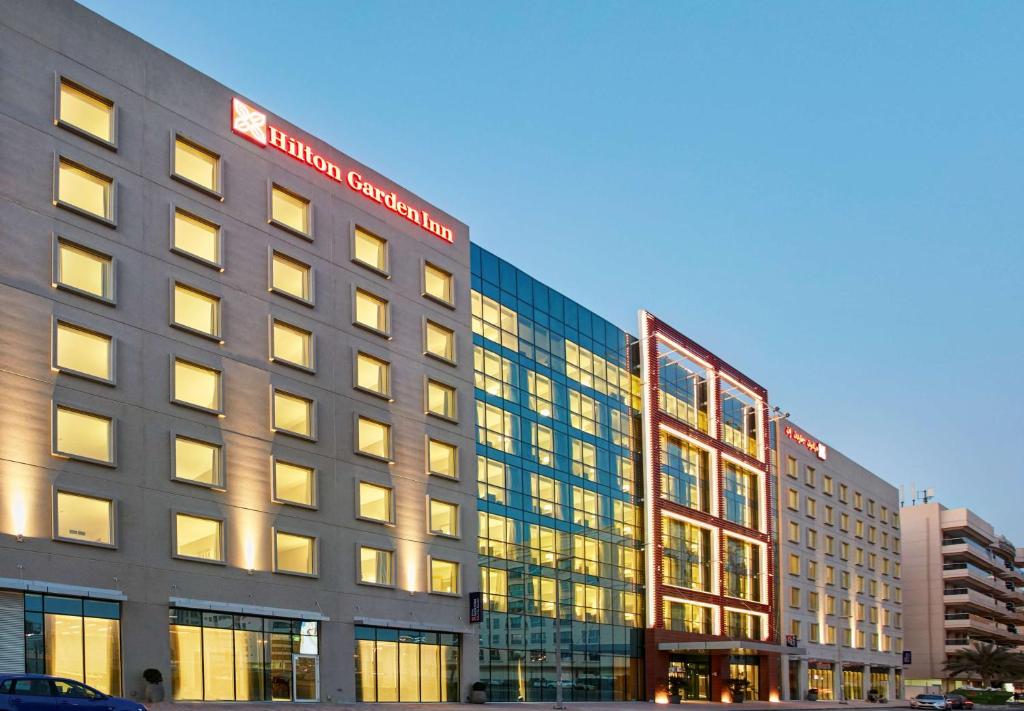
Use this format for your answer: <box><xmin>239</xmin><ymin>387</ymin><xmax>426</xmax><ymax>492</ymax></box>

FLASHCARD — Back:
<box><xmin>0</xmin><ymin>675</ymin><xmax>146</xmax><ymax>711</ymax></box>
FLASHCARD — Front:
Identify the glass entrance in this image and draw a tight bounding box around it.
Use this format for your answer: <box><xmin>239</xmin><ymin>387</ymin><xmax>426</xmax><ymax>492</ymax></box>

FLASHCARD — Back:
<box><xmin>668</xmin><ymin>655</ymin><xmax>710</xmax><ymax>700</ymax></box>
<box><xmin>728</xmin><ymin>655</ymin><xmax>761</xmax><ymax>701</ymax></box>
<box><xmin>292</xmin><ymin>655</ymin><xmax>318</xmax><ymax>702</ymax></box>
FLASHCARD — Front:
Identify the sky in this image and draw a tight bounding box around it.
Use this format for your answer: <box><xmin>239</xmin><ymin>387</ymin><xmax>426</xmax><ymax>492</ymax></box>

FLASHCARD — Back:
<box><xmin>79</xmin><ymin>1</ymin><xmax>1024</xmax><ymax>540</ymax></box>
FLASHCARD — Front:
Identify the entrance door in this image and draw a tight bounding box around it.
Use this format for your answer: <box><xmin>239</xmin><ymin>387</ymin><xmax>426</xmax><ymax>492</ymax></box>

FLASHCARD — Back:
<box><xmin>668</xmin><ymin>656</ymin><xmax>710</xmax><ymax>700</ymax></box>
<box><xmin>292</xmin><ymin>654</ymin><xmax>319</xmax><ymax>702</ymax></box>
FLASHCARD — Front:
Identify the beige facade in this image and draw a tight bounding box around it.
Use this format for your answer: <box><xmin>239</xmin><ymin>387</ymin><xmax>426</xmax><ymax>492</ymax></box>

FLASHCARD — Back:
<box><xmin>0</xmin><ymin>0</ymin><xmax>477</xmax><ymax>703</ymax></box>
<box><xmin>901</xmin><ymin>502</ymin><xmax>1024</xmax><ymax>694</ymax></box>
<box><xmin>776</xmin><ymin>420</ymin><xmax>904</xmax><ymax>702</ymax></box>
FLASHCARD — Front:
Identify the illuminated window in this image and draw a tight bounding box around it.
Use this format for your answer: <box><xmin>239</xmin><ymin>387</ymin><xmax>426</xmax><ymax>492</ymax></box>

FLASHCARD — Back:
<box><xmin>272</xmin><ymin>459</ymin><xmax>315</xmax><ymax>507</ymax></box>
<box><xmin>270</xmin><ymin>251</ymin><xmax>312</xmax><ymax>304</ymax></box>
<box><xmin>572</xmin><ymin>486</ymin><xmax>599</xmax><ymax>528</ymax></box>
<box><xmin>428</xmin><ymin>499</ymin><xmax>459</xmax><ymax>537</ymax></box>
<box><xmin>172</xmin><ymin>137</ymin><xmax>220</xmax><ymax>196</ymax></box>
<box><xmin>568</xmin><ymin>390</ymin><xmax>599</xmax><ymax>435</ymax></box>
<box><xmin>274</xmin><ymin>530</ymin><xmax>316</xmax><ymax>576</ymax></box>
<box><xmin>56</xmin><ymin>157</ymin><xmax>114</xmax><ymax>224</ymax></box>
<box><xmin>474</xmin><ymin>346</ymin><xmax>510</xmax><ymax>398</ymax></box>
<box><xmin>789</xmin><ymin>586</ymin><xmax>800</xmax><ymax>608</ymax></box>
<box><xmin>427</xmin><ymin>438</ymin><xmax>458</xmax><ymax>479</ymax></box>
<box><xmin>477</xmin><ymin>456</ymin><xmax>506</xmax><ymax>503</ymax></box>
<box><xmin>172</xmin><ymin>283</ymin><xmax>220</xmax><ymax>339</ymax></box>
<box><xmin>788</xmin><ymin>553</ymin><xmax>800</xmax><ymax>575</ymax></box>
<box><xmin>482</xmin><ymin>567</ymin><xmax>508</xmax><ymax>612</ymax></box>
<box><xmin>57</xmin><ymin>78</ymin><xmax>114</xmax><ymax>145</ymax></box>
<box><xmin>172</xmin><ymin>209</ymin><xmax>220</xmax><ymax>267</ymax></box>
<box><xmin>352</xmin><ymin>227</ymin><xmax>387</xmax><ymax>274</ymax></box>
<box><xmin>174</xmin><ymin>513</ymin><xmax>223</xmax><ymax>562</ymax></box>
<box><xmin>54</xmin><ymin>239</ymin><xmax>114</xmax><ymax>302</ymax></box>
<box><xmin>172</xmin><ymin>359</ymin><xmax>221</xmax><ymax>413</ymax></box>
<box><xmin>358</xmin><ymin>482</ymin><xmax>393</xmax><ymax>524</ymax></box>
<box><xmin>425</xmin><ymin>320</ymin><xmax>455</xmax><ymax>363</ymax></box>
<box><xmin>720</xmin><ymin>380</ymin><xmax>760</xmax><ymax>457</ymax></box>
<box><xmin>534</xmin><ymin>423</ymin><xmax>553</xmax><ymax>466</ymax></box>
<box><xmin>423</xmin><ymin>262</ymin><xmax>453</xmax><ymax>305</ymax></box>
<box><xmin>272</xmin><ymin>389</ymin><xmax>314</xmax><ymax>439</ymax></box>
<box><xmin>430</xmin><ymin>559</ymin><xmax>459</xmax><ymax>595</ymax></box>
<box><xmin>354</xmin><ymin>352</ymin><xmax>390</xmax><ymax>397</ymax></box>
<box><xmin>271</xmin><ymin>319</ymin><xmax>313</xmax><ymax>370</ymax></box>
<box><xmin>173</xmin><ymin>436</ymin><xmax>222</xmax><ymax>487</ymax></box>
<box><xmin>723</xmin><ymin>462</ymin><xmax>759</xmax><ymax>529</ymax></box>
<box><xmin>476</xmin><ymin>401</ymin><xmax>514</xmax><ymax>453</ymax></box>
<box><xmin>527</xmin><ymin>371</ymin><xmax>553</xmax><ymax>416</ymax></box>
<box><xmin>786</xmin><ymin>456</ymin><xmax>797</xmax><ymax>478</ymax></box>
<box><xmin>425</xmin><ymin>379</ymin><xmax>457</xmax><ymax>420</ymax></box>
<box><xmin>664</xmin><ymin>601</ymin><xmax>712</xmax><ymax>634</ymax></box>
<box><xmin>662</xmin><ymin>517</ymin><xmax>712</xmax><ymax>592</ymax></box>
<box><xmin>571</xmin><ymin>439</ymin><xmax>597</xmax><ymax>480</ymax></box>
<box><xmin>54</xmin><ymin>321</ymin><xmax>112</xmax><ymax>382</ymax></box>
<box><xmin>356</xmin><ymin>416</ymin><xmax>391</xmax><ymax>460</ymax></box>
<box><xmin>661</xmin><ymin>432</ymin><xmax>711</xmax><ymax>511</ymax></box>
<box><xmin>531</xmin><ymin>473</ymin><xmax>560</xmax><ymax>517</ymax></box>
<box><xmin>359</xmin><ymin>546</ymin><xmax>393</xmax><ymax>586</ymax></box>
<box><xmin>270</xmin><ymin>184</ymin><xmax>310</xmax><ymax>237</ymax></box>
<box><xmin>54</xmin><ymin>405</ymin><xmax>113</xmax><ymax>465</ymax></box>
<box><xmin>54</xmin><ymin>491</ymin><xmax>114</xmax><ymax>546</ymax></box>
<box><xmin>788</xmin><ymin>521</ymin><xmax>800</xmax><ymax>542</ymax></box>
<box><xmin>353</xmin><ymin>289</ymin><xmax>388</xmax><ymax>335</ymax></box>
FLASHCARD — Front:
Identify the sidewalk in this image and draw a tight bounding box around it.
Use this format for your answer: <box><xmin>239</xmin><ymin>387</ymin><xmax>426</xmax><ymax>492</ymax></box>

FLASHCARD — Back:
<box><xmin>150</xmin><ymin>701</ymin><xmax>912</xmax><ymax>710</ymax></box>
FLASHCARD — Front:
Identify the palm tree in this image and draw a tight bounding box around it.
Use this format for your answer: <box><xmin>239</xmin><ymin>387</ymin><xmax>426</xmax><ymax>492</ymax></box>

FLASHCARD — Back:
<box><xmin>944</xmin><ymin>642</ymin><xmax>1024</xmax><ymax>687</ymax></box>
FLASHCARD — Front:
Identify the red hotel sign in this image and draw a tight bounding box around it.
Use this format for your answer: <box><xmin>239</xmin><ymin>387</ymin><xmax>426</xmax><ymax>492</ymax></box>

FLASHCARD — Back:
<box><xmin>231</xmin><ymin>98</ymin><xmax>454</xmax><ymax>243</ymax></box>
<box><xmin>784</xmin><ymin>426</ymin><xmax>828</xmax><ymax>460</ymax></box>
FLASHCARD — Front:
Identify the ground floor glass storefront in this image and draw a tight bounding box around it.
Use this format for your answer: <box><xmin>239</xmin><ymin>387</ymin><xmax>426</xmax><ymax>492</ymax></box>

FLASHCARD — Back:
<box><xmin>668</xmin><ymin>655</ymin><xmax>709</xmax><ymax>700</ymax></box>
<box><xmin>843</xmin><ymin>666</ymin><xmax>865</xmax><ymax>700</ymax></box>
<box><xmin>354</xmin><ymin>625</ymin><xmax>460</xmax><ymax>702</ymax></box>
<box><xmin>728</xmin><ymin>655</ymin><xmax>760</xmax><ymax>701</ymax></box>
<box><xmin>808</xmin><ymin>662</ymin><xmax>834</xmax><ymax>700</ymax></box>
<box><xmin>168</xmin><ymin>608</ymin><xmax>319</xmax><ymax>701</ymax></box>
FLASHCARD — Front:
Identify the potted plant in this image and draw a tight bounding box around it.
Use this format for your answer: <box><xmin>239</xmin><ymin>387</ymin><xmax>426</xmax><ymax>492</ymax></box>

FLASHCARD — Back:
<box><xmin>867</xmin><ymin>687</ymin><xmax>880</xmax><ymax>702</ymax></box>
<box><xmin>806</xmin><ymin>687</ymin><xmax>819</xmax><ymax>701</ymax></box>
<box><xmin>469</xmin><ymin>681</ymin><xmax>487</xmax><ymax>704</ymax></box>
<box><xmin>142</xmin><ymin>669</ymin><xmax>164</xmax><ymax>703</ymax></box>
<box><xmin>726</xmin><ymin>677</ymin><xmax>751</xmax><ymax>703</ymax></box>
<box><xmin>668</xmin><ymin>679</ymin><xmax>682</xmax><ymax>704</ymax></box>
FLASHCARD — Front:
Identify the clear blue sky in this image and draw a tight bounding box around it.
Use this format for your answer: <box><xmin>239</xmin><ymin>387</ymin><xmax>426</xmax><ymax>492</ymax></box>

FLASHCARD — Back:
<box><xmin>80</xmin><ymin>1</ymin><xmax>1024</xmax><ymax>539</ymax></box>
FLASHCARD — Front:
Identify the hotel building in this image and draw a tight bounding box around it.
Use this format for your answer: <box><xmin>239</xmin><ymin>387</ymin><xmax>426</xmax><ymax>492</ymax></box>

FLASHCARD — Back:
<box><xmin>0</xmin><ymin>0</ymin><xmax>478</xmax><ymax>703</ymax></box>
<box><xmin>901</xmin><ymin>501</ymin><xmax>1024</xmax><ymax>695</ymax></box>
<box><xmin>776</xmin><ymin>420</ymin><xmax>904</xmax><ymax>702</ymax></box>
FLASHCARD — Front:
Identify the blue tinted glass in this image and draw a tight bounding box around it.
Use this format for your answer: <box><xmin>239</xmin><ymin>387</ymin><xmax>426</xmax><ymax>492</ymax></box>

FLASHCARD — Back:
<box><xmin>24</xmin><ymin>594</ymin><xmax>42</xmax><ymax>612</ymax></box>
<box><xmin>481</xmin><ymin>250</ymin><xmax>499</xmax><ymax>286</ymax></box>
<box><xmin>44</xmin><ymin>595</ymin><xmax>82</xmax><ymax>615</ymax></box>
<box><xmin>499</xmin><ymin>260</ymin><xmax>517</xmax><ymax>295</ymax></box>
<box><xmin>83</xmin><ymin>600</ymin><xmax>119</xmax><ymax>619</ymax></box>
<box><xmin>517</xmin><ymin>271</ymin><xmax>533</xmax><ymax>303</ymax></box>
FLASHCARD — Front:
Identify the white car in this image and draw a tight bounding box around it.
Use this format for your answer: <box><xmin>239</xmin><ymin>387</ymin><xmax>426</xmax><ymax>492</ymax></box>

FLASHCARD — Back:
<box><xmin>911</xmin><ymin>694</ymin><xmax>948</xmax><ymax>710</ymax></box>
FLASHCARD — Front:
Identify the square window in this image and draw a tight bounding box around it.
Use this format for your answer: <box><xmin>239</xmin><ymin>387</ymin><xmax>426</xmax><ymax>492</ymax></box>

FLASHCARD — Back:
<box><xmin>54</xmin><ymin>490</ymin><xmax>114</xmax><ymax>546</ymax></box>
<box><xmin>271</xmin><ymin>319</ymin><xmax>313</xmax><ymax>370</ymax></box>
<box><xmin>430</xmin><ymin>558</ymin><xmax>459</xmax><ymax>595</ymax></box>
<box><xmin>172</xmin><ymin>283</ymin><xmax>220</xmax><ymax>339</ymax></box>
<box><xmin>54</xmin><ymin>239</ymin><xmax>114</xmax><ymax>302</ymax></box>
<box><xmin>173</xmin><ymin>436</ymin><xmax>222</xmax><ymax>487</ymax></box>
<box><xmin>352</xmin><ymin>227</ymin><xmax>387</xmax><ymax>274</ymax></box>
<box><xmin>173</xmin><ymin>358</ymin><xmax>221</xmax><ymax>413</ymax></box>
<box><xmin>354</xmin><ymin>352</ymin><xmax>390</xmax><ymax>397</ymax></box>
<box><xmin>424</xmin><ymin>320</ymin><xmax>455</xmax><ymax>362</ymax></box>
<box><xmin>428</xmin><ymin>499</ymin><xmax>458</xmax><ymax>537</ymax></box>
<box><xmin>54</xmin><ymin>405</ymin><xmax>113</xmax><ymax>464</ymax></box>
<box><xmin>270</xmin><ymin>184</ymin><xmax>310</xmax><ymax>237</ymax></box>
<box><xmin>272</xmin><ymin>389</ymin><xmax>314</xmax><ymax>439</ymax></box>
<box><xmin>425</xmin><ymin>379</ymin><xmax>457</xmax><ymax>420</ymax></box>
<box><xmin>172</xmin><ymin>209</ymin><xmax>221</xmax><ymax>267</ymax></box>
<box><xmin>54</xmin><ymin>321</ymin><xmax>112</xmax><ymax>382</ymax></box>
<box><xmin>174</xmin><ymin>513</ymin><xmax>223</xmax><ymax>562</ymax></box>
<box><xmin>358</xmin><ymin>481</ymin><xmax>393</xmax><ymax>523</ymax></box>
<box><xmin>57</xmin><ymin>78</ymin><xmax>114</xmax><ymax>146</ymax></box>
<box><xmin>274</xmin><ymin>530</ymin><xmax>316</xmax><ymax>576</ymax></box>
<box><xmin>273</xmin><ymin>459</ymin><xmax>315</xmax><ymax>507</ymax></box>
<box><xmin>359</xmin><ymin>546</ymin><xmax>393</xmax><ymax>586</ymax></box>
<box><xmin>427</xmin><ymin>438</ymin><xmax>458</xmax><ymax>479</ymax></box>
<box><xmin>353</xmin><ymin>289</ymin><xmax>388</xmax><ymax>334</ymax></box>
<box><xmin>270</xmin><ymin>251</ymin><xmax>313</xmax><ymax>304</ymax></box>
<box><xmin>172</xmin><ymin>137</ymin><xmax>220</xmax><ymax>195</ymax></box>
<box><xmin>356</xmin><ymin>416</ymin><xmax>391</xmax><ymax>459</ymax></box>
<box><xmin>423</xmin><ymin>262</ymin><xmax>453</xmax><ymax>305</ymax></box>
<box><xmin>56</xmin><ymin>157</ymin><xmax>114</xmax><ymax>224</ymax></box>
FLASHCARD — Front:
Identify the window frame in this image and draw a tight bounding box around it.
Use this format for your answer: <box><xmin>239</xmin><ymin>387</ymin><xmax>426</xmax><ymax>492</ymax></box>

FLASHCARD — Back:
<box><xmin>51</xmin><ymin>402</ymin><xmax>116</xmax><ymax>467</ymax></box>
<box><xmin>170</xmin><ymin>205</ymin><xmax>223</xmax><ymax>270</ymax></box>
<box><xmin>170</xmin><ymin>355</ymin><xmax>224</xmax><ymax>416</ymax></box>
<box><xmin>53</xmin><ymin>154</ymin><xmax>116</xmax><ymax>228</ymax></box>
<box><xmin>268</xmin><ymin>181</ymin><xmax>313</xmax><ymax>240</ymax></box>
<box><xmin>428</xmin><ymin>556</ymin><xmax>461</xmax><ymax>597</ymax></box>
<box><xmin>271</xmin><ymin>387</ymin><xmax>317</xmax><ymax>441</ymax></box>
<box><xmin>51</xmin><ymin>317</ymin><xmax>116</xmax><ymax>385</ymax></box>
<box><xmin>426</xmin><ymin>496</ymin><xmax>460</xmax><ymax>539</ymax></box>
<box><xmin>171</xmin><ymin>510</ymin><xmax>227</xmax><ymax>565</ymax></box>
<box><xmin>269</xmin><ymin>316</ymin><xmax>316</xmax><ymax>373</ymax></box>
<box><xmin>352</xmin><ymin>348</ymin><xmax>391</xmax><ymax>401</ymax></box>
<box><xmin>424</xmin><ymin>377</ymin><xmax>459</xmax><ymax>423</ymax></box>
<box><xmin>423</xmin><ymin>318</ymin><xmax>457</xmax><ymax>366</ymax></box>
<box><xmin>170</xmin><ymin>133</ymin><xmax>223</xmax><ymax>200</ymax></box>
<box><xmin>267</xmin><ymin>248</ymin><xmax>315</xmax><ymax>307</ymax></box>
<box><xmin>352</xmin><ymin>286</ymin><xmax>390</xmax><ymax>338</ymax></box>
<box><xmin>170</xmin><ymin>280</ymin><xmax>222</xmax><ymax>342</ymax></box>
<box><xmin>52</xmin><ymin>235</ymin><xmax>116</xmax><ymax>305</ymax></box>
<box><xmin>350</xmin><ymin>225</ymin><xmax>390</xmax><ymax>277</ymax></box>
<box><xmin>354</xmin><ymin>414</ymin><xmax>393</xmax><ymax>462</ymax></box>
<box><xmin>421</xmin><ymin>259</ymin><xmax>455</xmax><ymax>309</ymax></box>
<box><xmin>54</xmin><ymin>74</ymin><xmax>117</xmax><ymax>150</ymax></box>
<box><xmin>270</xmin><ymin>456</ymin><xmax>318</xmax><ymax>510</ymax></box>
<box><xmin>51</xmin><ymin>486</ymin><xmax>117</xmax><ymax>549</ymax></box>
<box><xmin>171</xmin><ymin>432</ymin><xmax>225</xmax><ymax>490</ymax></box>
<box><xmin>356</xmin><ymin>542</ymin><xmax>396</xmax><ymax>588</ymax></box>
<box><xmin>271</xmin><ymin>527</ymin><xmax>319</xmax><ymax>578</ymax></box>
<box><xmin>356</xmin><ymin>479</ymin><xmax>395</xmax><ymax>526</ymax></box>
<box><xmin>425</xmin><ymin>435</ymin><xmax>459</xmax><ymax>480</ymax></box>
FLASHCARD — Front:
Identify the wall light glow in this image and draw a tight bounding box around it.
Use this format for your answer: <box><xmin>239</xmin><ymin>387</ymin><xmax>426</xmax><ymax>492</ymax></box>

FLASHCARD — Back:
<box><xmin>11</xmin><ymin>490</ymin><xmax>27</xmax><ymax>540</ymax></box>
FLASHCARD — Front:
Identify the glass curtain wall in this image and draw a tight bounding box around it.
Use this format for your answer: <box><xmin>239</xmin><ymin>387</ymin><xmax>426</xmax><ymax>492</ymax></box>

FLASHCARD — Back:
<box><xmin>354</xmin><ymin>626</ymin><xmax>459</xmax><ymax>702</ymax></box>
<box><xmin>471</xmin><ymin>245</ymin><xmax>644</xmax><ymax>702</ymax></box>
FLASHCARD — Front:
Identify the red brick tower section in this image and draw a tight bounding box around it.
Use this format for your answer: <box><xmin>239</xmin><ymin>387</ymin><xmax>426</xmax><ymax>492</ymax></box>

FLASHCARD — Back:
<box><xmin>639</xmin><ymin>311</ymin><xmax>778</xmax><ymax>702</ymax></box>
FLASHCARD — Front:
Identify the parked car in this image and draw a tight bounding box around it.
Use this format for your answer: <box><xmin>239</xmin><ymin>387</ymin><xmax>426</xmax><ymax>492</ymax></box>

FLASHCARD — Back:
<box><xmin>911</xmin><ymin>694</ymin><xmax>949</xmax><ymax>710</ymax></box>
<box><xmin>0</xmin><ymin>675</ymin><xmax>147</xmax><ymax>711</ymax></box>
<box><xmin>945</xmin><ymin>694</ymin><xmax>975</xmax><ymax>710</ymax></box>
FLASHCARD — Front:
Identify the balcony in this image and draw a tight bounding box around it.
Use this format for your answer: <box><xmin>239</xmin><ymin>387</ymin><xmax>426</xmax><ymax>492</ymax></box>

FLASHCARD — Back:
<box><xmin>943</xmin><ymin>562</ymin><xmax>1003</xmax><ymax>590</ymax></box>
<box><xmin>945</xmin><ymin>587</ymin><xmax>1003</xmax><ymax>615</ymax></box>
<box><xmin>945</xmin><ymin>613</ymin><xmax>1002</xmax><ymax>636</ymax></box>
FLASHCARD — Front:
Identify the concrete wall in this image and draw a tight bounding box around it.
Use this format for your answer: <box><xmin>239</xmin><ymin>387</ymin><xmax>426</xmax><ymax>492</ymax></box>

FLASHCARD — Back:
<box><xmin>899</xmin><ymin>503</ymin><xmax>946</xmax><ymax>684</ymax></box>
<box><xmin>0</xmin><ymin>0</ymin><xmax>477</xmax><ymax>701</ymax></box>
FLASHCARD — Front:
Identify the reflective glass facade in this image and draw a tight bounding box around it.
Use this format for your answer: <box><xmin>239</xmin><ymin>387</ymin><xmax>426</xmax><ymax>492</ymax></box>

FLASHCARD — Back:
<box><xmin>471</xmin><ymin>245</ymin><xmax>644</xmax><ymax>701</ymax></box>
